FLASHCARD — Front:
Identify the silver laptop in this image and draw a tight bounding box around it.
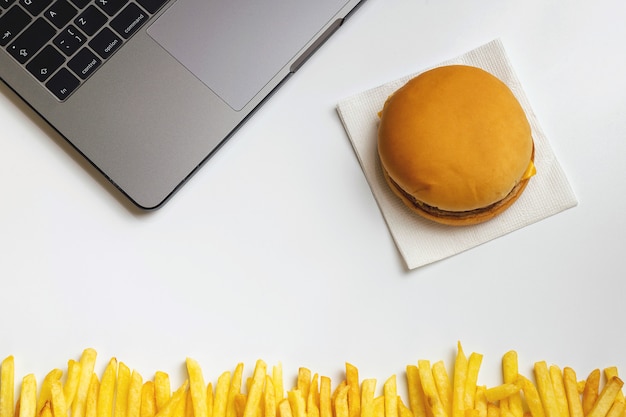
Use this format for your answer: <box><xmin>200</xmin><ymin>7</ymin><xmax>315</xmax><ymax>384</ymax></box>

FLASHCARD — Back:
<box><xmin>0</xmin><ymin>0</ymin><xmax>366</xmax><ymax>209</ymax></box>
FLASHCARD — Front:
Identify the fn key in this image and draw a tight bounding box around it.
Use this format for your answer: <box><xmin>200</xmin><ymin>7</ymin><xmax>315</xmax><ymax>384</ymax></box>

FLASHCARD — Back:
<box><xmin>46</xmin><ymin>68</ymin><xmax>80</xmax><ymax>101</ymax></box>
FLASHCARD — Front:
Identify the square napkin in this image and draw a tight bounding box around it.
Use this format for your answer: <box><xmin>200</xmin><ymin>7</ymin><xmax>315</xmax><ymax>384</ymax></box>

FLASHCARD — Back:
<box><xmin>336</xmin><ymin>39</ymin><xmax>578</xmax><ymax>269</ymax></box>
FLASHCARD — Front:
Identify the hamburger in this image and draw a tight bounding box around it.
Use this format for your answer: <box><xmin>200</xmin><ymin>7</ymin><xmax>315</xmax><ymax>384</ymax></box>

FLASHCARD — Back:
<box><xmin>377</xmin><ymin>65</ymin><xmax>536</xmax><ymax>226</ymax></box>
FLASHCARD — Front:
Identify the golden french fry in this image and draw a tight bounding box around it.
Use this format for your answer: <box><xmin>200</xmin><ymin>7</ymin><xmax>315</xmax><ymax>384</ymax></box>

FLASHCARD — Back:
<box><xmin>373</xmin><ymin>397</ymin><xmax>384</xmax><ymax>417</ymax></box>
<box><xmin>278</xmin><ymin>399</ymin><xmax>293</xmax><ymax>417</ymax></box>
<box><xmin>98</xmin><ymin>358</ymin><xmax>118</xmax><ymax>417</ymax></box>
<box><xmin>154</xmin><ymin>372</ymin><xmax>171</xmax><ymax>412</ymax></box>
<box><xmin>486</xmin><ymin>404</ymin><xmax>499</xmax><ymax>417</ymax></box>
<box><xmin>603</xmin><ymin>368</ymin><xmax>624</xmax><ymax>402</ymax></box>
<box><xmin>406</xmin><ymin>365</ymin><xmax>429</xmax><ymax>417</ymax></box>
<box><xmin>115</xmin><ymin>363</ymin><xmax>132</xmax><ymax>417</ymax></box>
<box><xmin>51</xmin><ymin>379</ymin><xmax>68</xmax><ymax>417</ymax></box>
<box><xmin>40</xmin><ymin>403</ymin><xmax>52</xmax><ymax>417</ymax></box>
<box><xmin>384</xmin><ymin>376</ymin><xmax>398</xmax><ymax>417</ymax></box>
<box><xmin>19</xmin><ymin>374</ymin><xmax>37</xmax><ymax>417</ymax></box>
<box><xmin>534</xmin><ymin>361</ymin><xmax>559</xmax><ymax>417</ymax></box>
<box><xmin>605</xmin><ymin>399</ymin><xmax>625</xmax><ymax>417</ymax></box>
<box><xmin>128</xmin><ymin>371</ymin><xmax>143</xmax><ymax>417</ymax></box>
<box><xmin>433</xmin><ymin>361</ymin><xmax>452</xmax><ymax>417</ymax></box>
<box><xmin>549</xmin><ymin>366</ymin><xmax>569</xmax><ymax>417</ymax></box>
<box><xmin>296</xmin><ymin>368</ymin><xmax>312</xmax><ymax>409</ymax></box>
<box><xmin>206</xmin><ymin>383</ymin><xmax>214</xmax><ymax>417</ymax></box>
<box><xmin>233</xmin><ymin>394</ymin><xmax>246</xmax><ymax>417</ymax></box>
<box><xmin>346</xmin><ymin>364</ymin><xmax>360</xmax><ymax>417</ymax></box>
<box><xmin>243</xmin><ymin>360</ymin><xmax>267</xmax><ymax>417</ymax></box>
<box><xmin>72</xmin><ymin>348</ymin><xmax>98</xmax><ymax>417</ymax></box>
<box><xmin>453</xmin><ymin>343</ymin><xmax>469</xmax><ymax>417</ymax></box>
<box><xmin>587</xmin><ymin>377</ymin><xmax>624</xmax><ymax>417</ymax></box>
<box><xmin>186</xmin><ymin>358</ymin><xmax>209</xmax><ymax>417</ymax></box>
<box><xmin>186</xmin><ymin>390</ymin><xmax>195</xmax><ymax>417</ymax></box>
<box><xmin>502</xmin><ymin>352</ymin><xmax>523</xmax><ymax>417</ymax></box>
<box><xmin>265</xmin><ymin>376</ymin><xmax>276</xmax><ymax>417</ymax></box>
<box><xmin>155</xmin><ymin>381</ymin><xmax>189</xmax><ymax>417</ymax></box>
<box><xmin>398</xmin><ymin>397</ymin><xmax>414</xmax><ymax>417</ymax></box>
<box><xmin>37</xmin><ymin>369</ymin><xmax>63</xmax><ymax>415</ymax></box>
<box><xmin>360</xmin><ymin>379</ymin><xmax>376</xmax><ymax>417</ymax></box>
<box><xmin>64</xmin><ymin>360</ymin><xmax>82</xmax><ymax>409</ymax></box>
<box><xmin>213</xmin><ymin>371</ymin><xmax>232</xmax><ymax>417</ymax></box>
<box><xmin>319</xmin><ymin>377</ymin><xmax>332</xmax><ymax>417</ymax></box>
<box><xmin>86</xmin><ymin>374</ymin><xmax>100</xmax><ymax>417</ymax></box>
<box><xmin>464</xmin><ymin>353</ymin><xmax>483</xmax><ymax>411</ymax></box>
<box><xmin>583</xmin><ymin>370</ymin><xmax>601</xmax><ymax>416</ymax></box>
<box><xmin>273</xmin><ymin>364</ymin><xmax>285</xmax><ymax>408</ymax></box>
<box><xmin>140</xmin><ymin>381</ymin><xmax>157</xmax><ymax>417</ymax></box>
<box><xmin>484</xmin><ymin>383</ymin><xmax>520</xmax><ymax>403</ymax></box>
<box><xmin>518</xmin><ymin>375</ymin><xmax>545</xmax><ymax>417</ymax></box>
<box><xmin>307</xmin><ymin>374</ymin><xmax>320</xmax><ymax>417</ymax></box>
<box><xmin>418</xmin><ymin>361</ymin><xmax>446</xmax><ymax>417</ymax></box>
<box><xmin>335</xmin><ymin>386</ymin><xmax>350</xmax><ymax>417</ymax></box>
<box><xmin>227</xmin><ymin>364</ymin><xmax>244</xmax><ymax>417</ymax></box>
<box><xmin>563</xmin><ymin>368</ymin><xmax>584</xmax><ymax>417</ymax></box>
<box><xmin>1</xmin><ymin>356</ymin><xmax>15</xmax><ymax>417</ymax></box>
<box><xmin>474</xmin><ymin>386</ymin><xmax>487</xmax><ymax>417</ymax></box>
<box><xmin>288</xmin><ymin>391</ymin><xmax>306</xmax><ymax>417</ymax></box>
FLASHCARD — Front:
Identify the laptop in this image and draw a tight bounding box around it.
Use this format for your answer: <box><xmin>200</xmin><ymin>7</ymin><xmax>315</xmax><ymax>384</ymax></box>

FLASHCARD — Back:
<box><xmin>0</xmin><ymin>0</ymin><xmax>366</xmax><ymax>209</ymax></box>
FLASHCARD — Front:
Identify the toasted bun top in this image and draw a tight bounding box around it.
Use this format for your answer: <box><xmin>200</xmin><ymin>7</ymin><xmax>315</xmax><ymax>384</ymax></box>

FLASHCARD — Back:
<box><xmin>378</xmin><ymin>65</ymin><xmax>534</xmax><ymax>212</ymax></box>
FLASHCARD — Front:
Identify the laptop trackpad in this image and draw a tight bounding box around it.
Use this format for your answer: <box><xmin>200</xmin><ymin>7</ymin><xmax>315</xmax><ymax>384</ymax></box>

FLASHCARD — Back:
<box><xmin>147</xmin><ymin>0</ymin><xmax>348</xmax><ymax>111</ymax></box>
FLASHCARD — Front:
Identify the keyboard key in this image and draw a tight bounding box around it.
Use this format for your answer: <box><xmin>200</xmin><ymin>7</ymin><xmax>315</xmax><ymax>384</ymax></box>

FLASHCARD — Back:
<box><xmin>0</xmin><ymin>5</ymin><xmax>32</xmax><ymax>47</ymax></box>
<box><xmin>53</xmin><ymin>25</ymin><xmax>85</xmax><ymax>56</ymax></box>
<box><xmin>26</xmin><ymin>44</ymin><xmax>65</xmax><ymax>81</ymax></box>
<box><xmin>19</xmin><ymin>0</ymin><xmax>51</xmax><ymax>15</ymax></box>
<box><xmin>94</xmin><ymin>0</ymin><xmax>124</xmax><ymax>16</ymax></box>
<box><xmin>1</xmin><ymin>0</ymin><xmax>18</xmax><ymax>9</ymax></box>
<box><xmin>89</xmin><ymin>27</ymin><xmax>121</xmax><ymax>59</ymax></box>
<box><xmin>74</xmin><ymin>4</ymin><xmax>106</xmax><ymax>36</ymax></box>
<box><xmin>111</xmin><ymin>3</ymin><xmax>147</xmax><ymax>39</ymax></box>
<box><xmin>136</xmin><ymin>0</ymin><xmax>168</xmax><ymax>14</ymax></box>
<box><xmin>68</xmin><ymin>47</ymin><xmax>100</xmax><ymax>79</ymax></box>
<box><xmin>44</xmin><ymin>0</ymin><xmax>77</xmax><ymax>29</ymax></box>
<box><xmin>7</xmin><ymin>17</ymin><xmax>55</xmax><ymax>64</ymax></box>
<box><xmin>46</xmin><ymin>67</ymin><xmax>80</xmax><ymax>100</ymax></box>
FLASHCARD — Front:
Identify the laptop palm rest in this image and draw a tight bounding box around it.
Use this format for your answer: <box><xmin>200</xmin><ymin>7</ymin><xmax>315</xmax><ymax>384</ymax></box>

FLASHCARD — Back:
<box><xmin>147</xmin><ymin>0</ymin><xmax>349</xmax><ymax>111</ymax></box>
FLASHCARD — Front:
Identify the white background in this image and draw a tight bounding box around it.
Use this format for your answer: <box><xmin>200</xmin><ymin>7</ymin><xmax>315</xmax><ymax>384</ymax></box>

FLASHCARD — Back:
<box><xmin>1</xmin><ymin>0</ymin><xmax>625</xmax><ymax>400</ymax></box>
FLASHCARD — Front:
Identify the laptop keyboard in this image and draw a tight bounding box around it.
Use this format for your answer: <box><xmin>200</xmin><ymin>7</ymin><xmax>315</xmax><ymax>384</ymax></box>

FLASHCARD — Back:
<box><xmin>0</xmin><ymin>0</ymin><xmax>169</xmax><ymax>101</ymax></box>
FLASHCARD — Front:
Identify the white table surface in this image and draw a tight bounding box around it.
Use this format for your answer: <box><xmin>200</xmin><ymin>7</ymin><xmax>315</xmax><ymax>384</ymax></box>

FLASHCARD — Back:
<box><xmin>1</xmin><ymin>0</ymin><xmax>625</xmax><ymax>399</ymax></box>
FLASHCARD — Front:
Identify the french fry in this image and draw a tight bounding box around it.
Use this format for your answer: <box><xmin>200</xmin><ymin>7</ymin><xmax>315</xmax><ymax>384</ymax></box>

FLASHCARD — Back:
<box><xmin>140</xmin><ymin>381</ymin><xmax>157</xmax><ymax>417</ymax></box>
<box><xmin>307</xmin><ymin>375</ymin><xmax>320</xmax><ymax>417</ymax></box>
<box><xmin>1</xmin><ymin>356</ymin><xmax>15</xmax><ymax>417</ymax></box>
<box><xmin>360</xmin><ymin>379</ymin><xmax>376</xmax><ymax>417</ymax></box>
<box><xmin>206</xmin><ymin>383</ymin><xmax>214</xmax><ymax>417</ymax></box>
<box><xmin>19</xmin><ymin>374</ymin><xmax>37</xmax><ymax>417</ymax></box>
<box><xmin>86</xmin><ymin>374</ymin><xmax>100</xmax><ymax>417</ymax></box>
<box><xmin>51</xmin><ymin>379</ymin><xmax>68</xmax><ymax>417</ymax></box>
<box><xmin>346</xmin><ymin>364</ymin><xmax>360</xmax><ymax>417</ymax></box>
<box><xmin>583</xmin><ymin>370</ymin><xmax>601</xmax><ymax>416</ymax></box>
<box><xmin>227</xmin><ymin>364</ymin><xmax>244</xmax><ymax>417</ymax></box>
<box><xmin>518</xmin><ymin>375</ymin><xmax>545</xmax><ymax>417</ymax></box>
<box><xmin>72</xmin><ymin>348</ymin><xmax>98</xmax><ymax>417</ymax></box>
<box><xmin>155</xmin><ymin>381</ymin><xmax>189</xmax><ymax>417</ymax></box>
<box><xmin>399</xmin><ymin>397</ymin><xmax>414</xmax><ymax>417</ymax></box>
<box><xmin>297</xmin><ymin>369</ymin><xmax>312</xmax><ymax>409</ymax></box>
<box><xmin>233</xmin><ymin>394</ymin><xmax>246</xmax><ymax>417</ymax></box>
<box><xmin>453</xmin><ymin>343</ymin><xmax>469</xmax><ymax>417</ymax></box>
<box><xmin>213</xmin><ymin>371</ymin><xmax>232</xmax><ymax>417</ymax></box>
<box><xmin>335</xmin><ymin>386</ymin><xmax>350</xmax><ymax>417</ymax></box>
<box><xmin>319</xmin><ymin>377</ymin><xmax>332</xmax><ymax>417</ymax></box>
<box><xmin>432</xmin><ymin>361</ymin><xmax>452</xmax><ymax>417</ymax></box>
<box><xmin>278</xmin><ymin>400</ymin><xmax>293</xmax><ymax>417</ymax></box>
<box><xmin>273</xmin><ymin>365</ymin><xmax>285</xmax><ymax>408</ymax></box>
<box><xmin>549</xmin><ymin>366</ymin><xmax>569</xmax><ymax>417</ymax></box>
<box><xmin>418</xmin><ymin>360</ymin><xmax>446</xmax><ymax>417</ymax></box>
<box><xmin>563</xmin><ymin>368</ymin><xmax>584</xmax><ymax>417</ymax></box>
<box><xmin>486</xmin><ymin>404</ymin><xmax>499</xmax><ymax>417</ymax></box>
<box><xmin>265</xmin><ymin>376</ymin><xmax>276</xmax><ymax>417</ymax></box>
<box><xmin>406</xmin><ymin>365</ymin><xmax>429</xmax><ymax>417</ymax></box>
<box><xmin>64</xmin><ymin>360</ymin><xmax>82</xmax><ymax>409</ymax></box>
<box><xmin>605</xmin><ymin>399</ymin><xmax>625</xmax><ymax>417</ymax></box>
<box><xmin>534</xmin><ymin>362</ymin><xmax>559</xmax><ymax>417</ymax></box>
<box><xmin>243</xmin><ymin>360</ymin><xmax>267</xmax><ymax>417</ymax></box>
<box><xmin>186</xmin><ymin>358</ymin><xmax>209</xmax><ymax>417</ymax></box>
<box><xmin>115</xmin><ymin>363</ymin><xmax>132</xmax><ymax>417</ymax></box>
<box><xmin>373</xmin><ymin>397</ymin><xmax>384</xmax><ymax>417</ymax></box>
<box><xmin>288</xmin><ymin>391</ymin><xmax>306</xmax><ymax>417</ymax></box>
<box><xmin>37</xmin><ymin>369</ymin><xmax>63</xmax><ymax>415</ymax></box>
<box><xmin>464</xmin><ymin>353</ymin><xmax>483</xmax><ymax>411</ymax></box>
<box><xmin>98</xmin><ymin>358</ymin><xmax>118</xmax><ymax>417</ymax></box>
<box><xmin>587</xmin><ymin>377</ymin><xmax>624</xmax><ymax>417</ymax></box>
<box><xmin>154</xmin><ymin>372</ymin><xmax>171</xmax><ymax>412</ymax></box>
<box><xmin>502</xmin><ymin>352</ymin><xmax>523</xmax><ymax>417</ymax></box>
<box><xmin>384</xmin><ymin>376</ymin><xmax>398</xmax><ymax>417</ymax></box>
<box><xmin>603</xmin><ymin>368</ymin><xmax>624</xmax><ymax>403</ymax></box>
<box><xmin>128</xmin><ymin>371</ymin><xmax>143</xmax><ymax>417</ymax></box>
<box><xmin>40</xmin><ymin>403</ymin><xmax>52</xmax><ymax>417</ymax></box>
<box><xmin>484</xmin><ymin>383</ymin><xmax>520</xmax><ymax>403</ymax></box>
<box><xmin>474</xmin><ymin>386</ymin><xmax>487</xmax><ymax>417</ymax></box>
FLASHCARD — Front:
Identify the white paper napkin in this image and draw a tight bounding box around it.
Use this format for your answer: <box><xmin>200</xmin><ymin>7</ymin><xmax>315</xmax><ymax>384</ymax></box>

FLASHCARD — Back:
<box><xmin>336</xmin><ymin>39</ymin><xmax>578</xmax><ymax>269</ymax></box>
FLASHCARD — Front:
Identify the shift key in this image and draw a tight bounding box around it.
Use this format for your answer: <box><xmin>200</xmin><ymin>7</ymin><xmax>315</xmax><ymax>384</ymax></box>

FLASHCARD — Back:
<box><xmin>111</xmin><ymin>3</ymin><xmax>147</xmax><ymax>39</ymax></box>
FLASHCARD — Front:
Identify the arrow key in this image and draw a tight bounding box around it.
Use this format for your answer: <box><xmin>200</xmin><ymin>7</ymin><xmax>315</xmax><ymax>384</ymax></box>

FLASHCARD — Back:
<box><xmin>26</xmin><ymin>44</ymin><xmax>65</xmax><ymax>82</ymax></box>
